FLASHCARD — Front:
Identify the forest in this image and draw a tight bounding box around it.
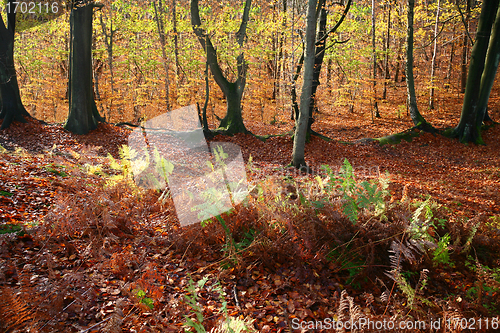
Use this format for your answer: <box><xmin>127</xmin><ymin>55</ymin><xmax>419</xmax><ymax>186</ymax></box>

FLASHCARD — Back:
<box><xmin>0</xmin><ymin>0</ymin><xmax>499</xmax><ymax>331</ymax></box>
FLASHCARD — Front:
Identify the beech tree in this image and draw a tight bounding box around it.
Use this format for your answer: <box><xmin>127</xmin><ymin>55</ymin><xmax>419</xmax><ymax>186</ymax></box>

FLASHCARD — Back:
<box><xmin>452</xmin><ymin>0</ymin><xmax>500</xmax><ymax>144</ymax></box>
<box><xmin>291</xmin><ymin>0</ymin><xmax>351</xmax><ymax>139</ymax></box>
<box><xmin>190</xmin><ymin>0</ymin><xmax>251</xmax><ymax>135</ymax></box>
<box><xmin>0</xmin><ymin>0</ymin><xmax>30</xmax><ymax>130</ymax></box>
<box><xmin>64</xmin><ymin>0</ymin><xmax>104</xmax><ymax>135</ymax></box>
<box><xmin>405</xmin><ymin>0</ymin><xmax>433</xmax><ymax>131</ymax></box>
<box><xmin>291</xmin><ymin>0</ymin><xmax>317</xmax><ymax>169</ymax></box>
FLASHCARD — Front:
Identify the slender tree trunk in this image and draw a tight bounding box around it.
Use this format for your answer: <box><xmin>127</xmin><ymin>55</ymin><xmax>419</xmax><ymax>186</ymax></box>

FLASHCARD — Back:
<box><xmin>453</xmin><ymin>0</ymin><xmax>500</xmax><ymax>143</ymax></box>
<box><xmin>383</xmin><ymin>2</ymin><xmax>391</xmax><ymax>100</ymax></box>
<box><xmin>371</xmin><ymin>0</ymin><xmax>380</xmax><ymax>119</ymax></box>
<box><xmin>100</xmin><ymin>12</ymin><xmax>116</xmax><ymax>119</ymax></box>
<box><xmin>154</xmin><ymin>0</ymin><xmax>171</xmax><ymax>110</ymax></box>
<box><xmin>172</xmin><ymin>0</ymin><xmax>181</xmax><ymax>81</ymax></box>
<box><xmin>446</xmin><ymin>25</ymin><xmax>456</xmax><ymax>84</ymax></box>
<box><xmin>460</xmin><ymin>0</ymin><xmax>472</xmax><ymax>93</ymax></box>
<box><xmin>291</xmin><ymin>0</ymin><xmax>317</xmax><ymax>169</ymax></box>
<box><xmin>429</xmin><ymin>0</ymin><xmax>441</xmax><ymax>109</ymax></box>
<box><xmin>0</xmin><ymin>3</ymin><xmax>30</xmax><ymax>130</ymax></box>
<box><xmin>406</xmin><ymin>0</ymin><xmax>432</xmax><ymax>129</ymax></box>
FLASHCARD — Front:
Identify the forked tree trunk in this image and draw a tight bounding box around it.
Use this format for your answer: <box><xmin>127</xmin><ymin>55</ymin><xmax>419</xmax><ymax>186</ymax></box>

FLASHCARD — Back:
<box><xmin>190</xmin><ymin>0</ymin><xmax>251</xmax><ymax>135</ymax></box>
<box><xmin>453</xmin><ymin>0</ymin><xmax>500</xmax><ymax>144</ymax></box>
<box><xmin>0</xmin><ymin>3</ymin><xmax>30</xmax><ymax>130</ymax></box>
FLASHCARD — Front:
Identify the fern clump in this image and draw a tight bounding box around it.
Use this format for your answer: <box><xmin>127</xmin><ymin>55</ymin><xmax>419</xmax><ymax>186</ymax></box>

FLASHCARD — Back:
<box><xmin>322</xmin><ymin>159</ymin><xmax>389</xmax><ymax>223</ymax></box>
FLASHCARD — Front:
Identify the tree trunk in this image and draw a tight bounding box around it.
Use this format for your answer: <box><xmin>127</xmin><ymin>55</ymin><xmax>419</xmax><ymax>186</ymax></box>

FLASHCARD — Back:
<box><xmin>172</xmin><ymin>0</ymin><xmax>181</xmax><ymax>81</ymax></box>
<box><xmin>64</xmin><ymin>0</ymin><xmax>103</xmax><ymax>135</ymax></box>
<box><xmin>453</xmin><ymin>0</ymin><xmax>500</xmax><ymax>143</ymax></box>
<box><xmin>291</xmin><ymin>0</ymin><xmax>317</xmax><ymax>169</ymax></box>
<box><xmin>460</xmin><ymin>0</ymin><xmax>472</xmax><ymax>93</ymax></box>
<box><xmin>406</xmin><ymin>0</ymin><xmax>431</xmax><ymax>129</ymax></box>
<box><xmin>429</xmin><ymin>0</ymin><xmax>441</xmax><ymax>109</ymax></box>
<box><xmin>475</xmin><ymin>5</ymin><xmax>500</xmax><ymax>128</ymax></box>
<box><xmin>154</xmin><ymin>0</ymin><xmax>171</xmax><ymax>110</ymax></box>
<box><xmin>371</xmin><ymin>0</ymin><xmax>380</xmax><ymax>119</ymax></box>
<box><xmin>382</xmin><ymin>3</ymin><xmax>391</xmax><ymax>100</ymax></box>
<box><xmin>0</xmin><ymin>3</ymin><xmax>30</xmax><ymax>130</ymax></box>
<box><xmin>307</xmin><ymin>4</ymin><xmax>328</xmax><ymax>138</ymax></box>
<box><xmin>99</xmin><ymin>12</ymin><xmax>116</xmax><ymax>119</ymax></box>
<box><xmin>190</xmin><ymin>0</ymin><xmax>251</xmax><ymax>135</ymax></box>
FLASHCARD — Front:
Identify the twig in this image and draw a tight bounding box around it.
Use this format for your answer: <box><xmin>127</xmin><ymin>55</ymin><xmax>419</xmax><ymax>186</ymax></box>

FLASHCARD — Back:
<box><xmin>79</xmin><ymin>318</ymin><xmax>110</xmax><ymax>333</ymax></box>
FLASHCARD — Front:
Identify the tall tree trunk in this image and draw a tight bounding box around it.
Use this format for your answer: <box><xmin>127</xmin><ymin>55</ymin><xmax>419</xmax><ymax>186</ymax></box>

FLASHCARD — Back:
<box><xmin>172</xmin><ymin>0</ymin><xmax>181</xmax><ymax>82</ymax></box>
<box><xmin>291</xmin><ymin>0</ymin><xmax>317</xmax><ymax>169</ymax></box>
<box><xmin>190</xmin><ymin>0</ymin><xmax>251</xmax><ymax>135</ymax></box>
<box><xmin>476</xmin><ymin>5</ymin><xmax>500</xmax><ymax>128</ymax></box>
<box><xmin>154</xmin><ymin>0</ymin><xmax>171</xmax><ymax>110</ymax></box>
<box><xmin>371</xmin><ymin>0</ymin><xmax>380</xmax><ymax>119</ymax></box>
<box><xmin>0</xmin><ymin>2</ymin><xmax>30</xmax><ymax>130</ymax></box>
<box><xmin>429</xmin><ymin>0</ymin><xmax>441</xmax><ymax>109</ymax></box>
<box><xmin>64</xmin><ymin>0</ymin><xmax>103</xmax><ymax>135</ymax></box>
<box><xmin>460</xmin><ymin>0</ymin><xmax>472</xmax><ymax>93</ymax></box>
<box><xmin>307</xmin><ymin>4</ymin><xmax>328</xmax><ymax>138</ymax></box>
<box><xmin>406</xmin><ymin>0</ymin><xmax>432</xmax><ymax>130</ymax></box>
<box><xmin>383</xmin><ymin>2</ymin><xmax>391</xmax><ymax>100</ymax></box>
<box><xmin>99</xmin><ymin>12</ymin><xmax>116</xmax><ymax>119</ymax></box>
<box><xmin>453</xmin><ymin>0</ymin><xmax>500</xmax><ymax>143</ymax></box>
<box><xmin>446</xmin><ymin>25</ymin><xmax>456</xmax><ymax>84</ymax></box>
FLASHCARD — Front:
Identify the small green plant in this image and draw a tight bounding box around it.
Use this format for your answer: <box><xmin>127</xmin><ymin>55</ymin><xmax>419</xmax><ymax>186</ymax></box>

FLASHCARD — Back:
<box><xmin>44</xmin><ymin>164</ymin><xmax>68</xmax><ymax>177</ymax></box>
<box><xmin>183</xmin><ymin>276</ymin><xmax>256</xmax><ymax>333</ymax></box>
<box><xmin>390</xmin><ymin>268</ymin><xmax>431</xmax><ymax>309</ymax></box>
<box><xmin>0</xmin><ymin>223</ymin><xmax>23</xmax><ymax>235</ymax></box>
<box><xmin>432</xmin><ymin>233</ymin><xmax>453</xmax><ymax>267</ymax></box>
<box><xmin>0</xmin><ymin>190</ymin><xmax>13</xmax><ymax>197</ymax></box>
<box><xmin>133</xmin><ymin>288</ymin><xmax>154</xmax><ymax>310</ymax></box>
<box><xmin>183</xmin><ymin>276</ymin><xmax>209</xmax><ymax>332</ymax></box>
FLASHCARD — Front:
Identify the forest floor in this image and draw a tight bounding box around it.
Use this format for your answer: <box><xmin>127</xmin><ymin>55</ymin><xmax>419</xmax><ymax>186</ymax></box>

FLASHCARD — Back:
<box><xmin>1</xmin><ymin>89</ymin><xmax>500</xmax><ymax>332</ymax></box>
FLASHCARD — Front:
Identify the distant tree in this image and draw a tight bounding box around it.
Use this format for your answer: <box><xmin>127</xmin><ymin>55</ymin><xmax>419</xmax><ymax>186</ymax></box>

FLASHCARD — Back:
<box><xmin>190</xmin><ymin>0</ymin><xmax>251</xmax><ymax>135</ymax></box>
<box><xmin>0</xmin><ymin>0</ymin><xmax>30</xmax><ymax>130</ymax></box>
<box><xmin>452</xmin><ymin>0</ymin><xmax>500</xmax><ymax>144</ymax></box>
<box><xmin>64</xmin><ymin>0</ymin><xmax>104</xmax><ymax>135</ymax></box>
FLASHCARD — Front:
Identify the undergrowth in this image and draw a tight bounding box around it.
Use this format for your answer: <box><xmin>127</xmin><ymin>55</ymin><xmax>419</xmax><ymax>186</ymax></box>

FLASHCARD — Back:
<box><xmin>2</xmin><ymin>146</ymin><xmax>500</xmax><ymax>332</ymax></box>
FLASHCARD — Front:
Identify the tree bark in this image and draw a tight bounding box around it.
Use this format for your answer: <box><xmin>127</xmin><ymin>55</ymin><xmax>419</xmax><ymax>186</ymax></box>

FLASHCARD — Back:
<box><xmin>154</xmin><ymin>0</ymin><xmax>171</xmax><ymax>110</ymax></box>
<box><xmin>371</xmin><ymin>0</ymin><xmax>379</xmax><ymax>119</ymax></box>
<box><xmin>406</xmin><ymin>0</ymin><xmax>432</xmax><ymax>130</ymax></box>
<box><xmin>453</xmin><ymin>0</ymin><xmax>500</xmax><ymax>143</ymax></box>
<box><xmin>99</xmin><ymin>12</ymin><xmax>116</xmax><ymax>119</ymax></box>
<box><xmin>429</xmin><ymin>0</ymin><xmax>441</xmax><ymax>109</ymax></box>
<box><xmin>190</xmin><ymin>0</ymin><xmax>251</xmax><ymax>135</ymax></box>
<box><xmin>460</xmin><ymin>0</ymin><xmax>472</xmax><ymax>94</ymax></box>
<box><xmin>382</xmin><ymin>2</ymin><xmax>391</xmax><ymax>100</ymax></box>
<box><xmin>0</xmin><ymin>2</ymin><xmax>30</xmax><ymax>130</ymax></box>
<box><xmin>64</xmin><ymin>0</ymin><xmax>103</xmax><ymax>135</ymax></box>
<box><xmin>291</xmin><ymin>0</ymin><xmax>317</xmax><ymax>169</ymax></box>
<box><xmin>475</xmin><ymin>5</ymin><xmax>500</xmax><ymax>129</ymax></box>
<box><xmin>172</xmin><ymin>0</ymin><xmax>181</xmax><ymax>81</ymax></box>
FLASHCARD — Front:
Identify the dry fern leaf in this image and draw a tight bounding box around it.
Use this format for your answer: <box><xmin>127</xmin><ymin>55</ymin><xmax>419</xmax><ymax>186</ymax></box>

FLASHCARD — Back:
<box><xmin>0</xmin><ymin>286</ymin><xmax>44</xmax><ymax>332</ymax></box>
